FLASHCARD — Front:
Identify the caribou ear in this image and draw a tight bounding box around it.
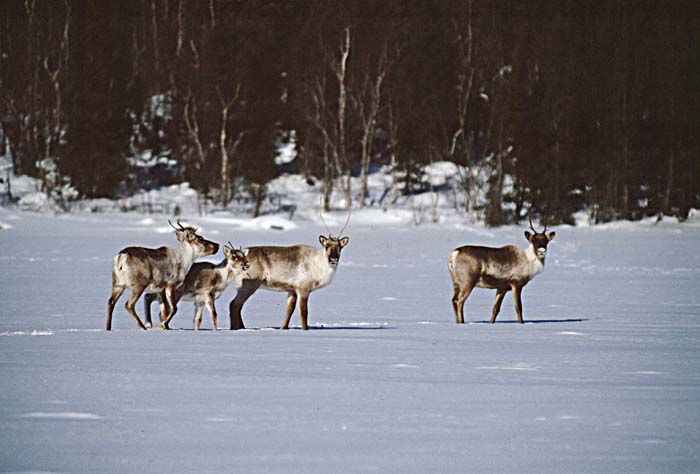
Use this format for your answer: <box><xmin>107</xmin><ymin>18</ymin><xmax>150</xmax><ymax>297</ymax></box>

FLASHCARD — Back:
<box><xmin>319</xmin><ymin>235</ymin><xmax>328</xmax><ymax>246</ymax></box>
<box><xmin>524</xmin><ymin>231</ymin><xmax>533</xmax><ymax>241</ymax></box>
<box><xmin>547</xmin><ymin>231</ymin><xmax>556</xmax><ymax>241</ymax></box>
<box><xmin>339</xmin><ymin>237</ymin><xmax>349</xmax><ymax>248</ymax></box>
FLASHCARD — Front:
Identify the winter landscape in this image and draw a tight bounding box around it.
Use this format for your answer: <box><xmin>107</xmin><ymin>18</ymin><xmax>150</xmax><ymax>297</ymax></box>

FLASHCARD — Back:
<box><xmin>1</xmin><ymin>199</ymin><xmax>700</xmax><ymax>473</ymax></box>
<box><xmin>2</xmin><ymin>2</ymin><xmax>700</xmax><ymax>472</ymax></box>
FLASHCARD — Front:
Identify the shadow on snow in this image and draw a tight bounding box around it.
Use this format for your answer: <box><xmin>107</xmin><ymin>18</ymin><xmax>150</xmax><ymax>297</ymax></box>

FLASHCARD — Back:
<box><xmin>470</xmin><ymin>318</ymin><xmax>589</xmax><ymax>324</ymax></box>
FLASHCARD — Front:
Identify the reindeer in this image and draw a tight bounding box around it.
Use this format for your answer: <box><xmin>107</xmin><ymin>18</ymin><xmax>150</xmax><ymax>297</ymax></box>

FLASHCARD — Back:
<box><xmin>106</xmin><ymin>220</ymin><xmax>219</xmax><ymax>331</ymax></box>
<box><xmin>228</xmin><ymin>207</ymin><xmax>350</xmax><ymax>330</ymax></box>
<box><xmin>144</xmin><ymin>243</ymin><xmax>250</xmax><ymax>331</ymax></box>
<box><xmin>448</xmin><ymin>213</ymin><xmax>555</xmax><ymax>324</ymax></box>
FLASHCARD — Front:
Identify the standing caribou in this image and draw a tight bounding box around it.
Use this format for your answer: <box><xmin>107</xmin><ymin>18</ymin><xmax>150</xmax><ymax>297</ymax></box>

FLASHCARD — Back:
<box><xmin>448</xmin><ymin>214</ymin><xmax>555</xmax><ymax>324</ymax></box>
<box><xmin>107</xmin><ymin>220</ymin><xmax>219</xmax><ymax>331</ymax></box>
<box><xmin>144</xmin><ymin>243</ymin><xmax>250</xmax><ymax>331</ymax></box>
<box><xmin>228</xmin><ymin>208</ymin><xmax>350</xmax><ymax>330</ymax></box>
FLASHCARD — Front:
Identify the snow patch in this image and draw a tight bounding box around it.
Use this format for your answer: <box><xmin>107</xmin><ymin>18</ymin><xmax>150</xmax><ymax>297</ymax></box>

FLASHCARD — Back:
<box><xmin>476</xmin><ymin>364</ymin><xmax>538</xmax><ymax>371</ymax></box>
<box><xmin>1</xmin><ymin>330</ymin><xmax>53</xmax><ymax>337</ymax></box>
<box><xmin>20</xmin><ymin>412</ymin><xmax>102</xmax><ymax>421</ymax></box>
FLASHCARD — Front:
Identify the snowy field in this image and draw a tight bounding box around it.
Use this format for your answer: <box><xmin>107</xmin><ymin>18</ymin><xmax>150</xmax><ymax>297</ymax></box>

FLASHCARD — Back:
<box><xmin>1</xmin><ymin>208</ymin><xmax>699</xmax><ymax>473</ymax></box>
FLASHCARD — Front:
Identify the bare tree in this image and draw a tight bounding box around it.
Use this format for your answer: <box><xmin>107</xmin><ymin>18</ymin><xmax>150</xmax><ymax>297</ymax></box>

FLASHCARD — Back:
<box><xmin>299</xmin><ymin>27</ymin><xmax>352</xmax><ymax>211</ymax></box>
<box><xmin>216</xmin><ymin>84</ymin><xmax>246</xmax><ymax>207</ymax></box>
<box><xmin>448</xmin><ymin>1</ymin><xmax>478</xmax><ymax>222</ymax></box>
<box><xmin>309</xmin><ymin>75</ymin><xmax>335</xmax><ymax>212</ymax></box>
<box><xmin>182</xmin><ymin>86</ymin><xmax>207</xmax><ymax>168</ymax></box>
<box><xmin>352</xmin><ymin>36</ymin><xmax>398</xmax><ymax>208</ymax></box>
<box><xmin>382</xmin><ymin>97</ymin><xmax>400</xmax><ymax>212</ymax></box>
<box><xmin>330</xmin><ymin>27</ymin><xmax>352</xmax><ymax>209</ymax></box>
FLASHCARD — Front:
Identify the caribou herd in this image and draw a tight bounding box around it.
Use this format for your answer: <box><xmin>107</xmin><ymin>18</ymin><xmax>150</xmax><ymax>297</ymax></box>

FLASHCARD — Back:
<box><xmin>107</xmin><ymin>211</ymin><xmax>554</xmax><ymax>331</ymax></box>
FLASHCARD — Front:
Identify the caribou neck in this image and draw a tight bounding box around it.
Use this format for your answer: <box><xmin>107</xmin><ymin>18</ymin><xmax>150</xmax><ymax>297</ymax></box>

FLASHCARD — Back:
<box><xmin>523</xmin><ymin>244</ymin><xmax>546</xmax><ymax>277</ymax></box>
<box><xmin>177</xmin><ymin>241</ymin><xmax>198</xmax><ymax>272</ymax></box>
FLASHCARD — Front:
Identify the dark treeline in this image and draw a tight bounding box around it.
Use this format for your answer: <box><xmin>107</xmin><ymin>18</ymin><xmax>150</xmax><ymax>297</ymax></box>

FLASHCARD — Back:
<box><xmin>1</xmin><ymin>0</ymin><xmax>698</xmax><ymax>223</ymax></box>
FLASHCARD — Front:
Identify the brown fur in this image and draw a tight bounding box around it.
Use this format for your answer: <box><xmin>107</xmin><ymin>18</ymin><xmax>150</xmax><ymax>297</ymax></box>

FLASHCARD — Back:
<box><xmin>144</xmin><ymin>247</ymin><xmax>249</xmax><ymax>330</ymax></box>
<box><xmin>448</xmin><ymin>230</ymin><xmax>554</xmax><ymax>324</ymax></box>
<box><xmin>106</xmin><ymin>225</ymin><xmax>219</xmax><ymax>331</ymax></box>
<box><xmin>228</xmin><ymin>236</ymin><xmax>349</xmax><ymax>330</ymax></box>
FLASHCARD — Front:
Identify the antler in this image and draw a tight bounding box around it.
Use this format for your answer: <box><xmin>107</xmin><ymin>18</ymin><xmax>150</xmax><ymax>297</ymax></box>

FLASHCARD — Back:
<box><xmin>528</xmin><ymin>210</ymin><xmax>537</xmax><ymax>233</ymax></box>
<box><xmin>527</xmin><ymin>209</ymin><xmax>549</xmax><ymax>233</ymax></box>
<box><xmin>337</xmin><ymin>205</ymin><xmax>351</xmax><ymax>237</ymax></box>
<box><xmin>169</xmin><ymin>219</ymin><xmax>197</xmax><ymax>232</ymax></box>
<box><xmin>319</xmin><ymin>197</ymin><xmax>351</xmax><ymax>237</ymax></box>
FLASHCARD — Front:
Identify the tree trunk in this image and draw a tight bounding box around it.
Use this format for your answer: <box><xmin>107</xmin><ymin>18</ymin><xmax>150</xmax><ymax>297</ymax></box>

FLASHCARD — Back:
<box><xmin>322</xmin><ymin>142</ymin><xmax>333</xmax><ymax>212</ymax></box>
<box><xmin>383</xmin><ymin>102</ymin><xmax>399</xmax><ymax>212</ymax></box>
<box><xmin>662</xmin><ymin>147</ymin><xmax>674</xmax><ymax>215</ymax></box>
<box><xmin>486</xmin><ymin>151</ymin><xmax>504</xmax><ymax>227</ymax></box>
<box><xmin>336</xmin><ymin>28</ymin><xmax>351</xmax><ymax>209</ymax></box>
<box><xmin>486</xmin><ymin>101</ymin><xmax>506</xmax><ymax>227</ymax></box>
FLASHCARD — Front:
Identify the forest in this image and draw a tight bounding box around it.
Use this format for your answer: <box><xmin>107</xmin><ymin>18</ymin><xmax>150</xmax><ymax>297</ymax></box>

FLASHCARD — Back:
<box><xmin>1</xmin><ymin>0</ymin><xmax>698</xmax><ymax>225</ymax></box>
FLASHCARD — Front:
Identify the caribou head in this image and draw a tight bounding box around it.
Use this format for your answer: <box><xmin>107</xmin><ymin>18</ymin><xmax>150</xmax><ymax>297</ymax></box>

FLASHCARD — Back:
<box><xmin>169</xmin><ymin>219</ymin><xmax>220</xmax><ymax>257</ymax></box>
<box><xmin>224</xmin><ymin>242</ymin><xmax>251</xmax><ymax>272</ymax></box>
<box><xmin>524</xmin><ymin>212</ymin><xmax>556</xmax><ymax>261</ymax></box>
<box><xmin>319</xmin><ymin>201</ymin><xmax>350</xmax><ymax>266</ymax></box>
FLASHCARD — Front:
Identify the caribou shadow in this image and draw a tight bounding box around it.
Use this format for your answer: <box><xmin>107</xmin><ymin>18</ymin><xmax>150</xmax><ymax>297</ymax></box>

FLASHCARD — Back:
<box><xmin>471</xmin><ymin>318</ymin><xmax>588</xmax><ymax>324</ymax></box>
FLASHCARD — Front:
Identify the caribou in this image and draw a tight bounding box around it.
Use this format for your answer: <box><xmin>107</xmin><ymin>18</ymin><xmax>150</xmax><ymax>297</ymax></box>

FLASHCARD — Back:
<box><xmin>228</xmin><ymin>206</ymin><xmax>350</xmax><ymax>330</ymax></box>
<box><xmin>447</xmin><ymin>213</ymin><xmax>555</xmax><ymax>324</ymax></box>
<box><xmin>144</xmin><ymin>243</ymin><xmax>250</xmax><ymax>331</ymax></box>
<box><xmin>106</xmin><ymin>220</ymin><xmax>219</xmax><ymax>331</ymax></box>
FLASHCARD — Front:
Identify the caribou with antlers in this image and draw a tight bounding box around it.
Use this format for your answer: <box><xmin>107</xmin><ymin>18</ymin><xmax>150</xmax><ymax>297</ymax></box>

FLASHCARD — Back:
<box><xmin>448</xmin><ymin>213</ymin><xmax>555</xmax><ymax>324</ymax></box>
<box><xmin>228</xmin><ymin>205</ymin><xmax>350</xmax><ymax>330</ymax></box>
<box><xmin>107</xmin><ymin>220</ymin><xmax>219</xmax><ymax>330</ymax></box>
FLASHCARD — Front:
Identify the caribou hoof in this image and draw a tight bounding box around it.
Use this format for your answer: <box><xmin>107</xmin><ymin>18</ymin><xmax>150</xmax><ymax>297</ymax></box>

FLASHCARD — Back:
<box><xmin>145</xmin><ymin>322</ymin><xmax>152</xmax><ymax>329</ymax></box>
<box><xmin>157</xmin><ymin>323</ymin><xmax>169</xmax><ymax>330</ymax></box>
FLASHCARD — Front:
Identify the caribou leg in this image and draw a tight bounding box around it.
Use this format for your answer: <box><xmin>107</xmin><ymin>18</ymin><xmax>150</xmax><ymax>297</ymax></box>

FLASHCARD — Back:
<box><xmin>281</xmin><ymin>292</ymin><xmax>298</xmax><ymax>330</ymax></box>
<box><xmin>107</xmin><ymin>287</ymin><xmax>125</xmax><ymax>331</ymax></box>
<box><xmin>490</xmin><ymin>289</ymin><xmax>507</xmax><ymax>323</ymax></box>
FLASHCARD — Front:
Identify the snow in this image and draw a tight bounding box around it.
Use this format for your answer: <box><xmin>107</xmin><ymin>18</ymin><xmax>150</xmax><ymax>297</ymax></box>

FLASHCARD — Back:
<box><xmin>0</xmin><ymin>156</ymin><xmax>498</xmax><ymax>224</ymax></box>
<box><xmin>274</xmin><ymin>130</ymin><xmax>298</xmax><ymax>166</ymax></box>
<box><xmin>1</xmin><ymin>208</ymin><xmax>699</xmax><ymax>473</ymax></box>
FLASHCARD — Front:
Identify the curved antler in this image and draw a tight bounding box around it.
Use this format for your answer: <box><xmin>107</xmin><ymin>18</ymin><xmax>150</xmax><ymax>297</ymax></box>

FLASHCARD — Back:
<box><xmin>170</xmin><ymin>219</ymin><xmax>198</xmax><ymax>233</ymax></box>
<box><xmin>528</xmin><ymin>210</ymin><xmax>537</xmax><ymax>233</ymax></box>
<box><xmin>527</xmin><ymin>209</ymin><xmax>549</xmax><ymax>233</ymax></box>
<box><xmin>337</xmin><ymin>205</ymin><xmax>351</xmax><ymax>237</ymax></box>
<box><xmin>319</xmin><ymin>197</ymin><xmax>351</xmax><ymax>237</ymax></box>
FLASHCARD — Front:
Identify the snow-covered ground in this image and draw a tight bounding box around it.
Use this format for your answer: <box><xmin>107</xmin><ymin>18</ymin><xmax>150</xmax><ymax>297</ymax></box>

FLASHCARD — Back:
<box><xmin>1</xmin><ymin>208</ymin><xmax>699</xmax><ymax>473</ymax></box>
